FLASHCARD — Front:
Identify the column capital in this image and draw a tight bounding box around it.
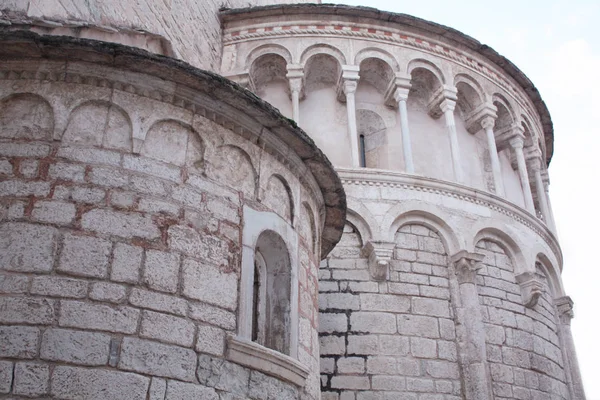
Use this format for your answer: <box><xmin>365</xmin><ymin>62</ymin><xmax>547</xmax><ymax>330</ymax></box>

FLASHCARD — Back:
<box><xmin>336</xmin><ymin>65</ymin><xmax>360</xmax><ymax>102</ymax></box>
<box><xmin>451</xmin><ymin>250</ymin><xmax>485</xmax><ymax>284</ymax></box>
<box><xmin>515</xmin><ymin>272</ymin><xmax>545</xmax><ymax>307</ymax></box>
<box><xmin>440</xmin><ymin>98</ymin><xmax>457</xmax><ymax>113</ymax></box>
<box><xmin>363</xmin><ymin>240</ymin><xmax>395</xmax><ymax>281</ymax></box>
<box><xmin>427</xmin><ymin>85</ymin><xmax>458</xmax><ymax>119</ymax></box>
<box><xmin>481</xmin><ymin>116</ymin><xmax>495</xmax><ymax>130</ymax></box>
<box><xmin>383</xmin><ymin>74</ymin><xmax>411</xmax><ymax>107</ymax></box>
<box><xmin>508</xmin><ymin>132</ymin><xmax>525</xmax><ymax>150</ymax></box>
<box><xmin>555</xmin><ymin>296</ymin><xmax>574</xmax><ymax>325</ymax></box>
<box><xmin>526</xmin><ymin>157</ymin><xmax>543</xmax><ymax>172</ymax></box>
<box><xmin>464</xmin><ymin>102</ymin><xmax>497</xmax><ymax>134</ymax></box>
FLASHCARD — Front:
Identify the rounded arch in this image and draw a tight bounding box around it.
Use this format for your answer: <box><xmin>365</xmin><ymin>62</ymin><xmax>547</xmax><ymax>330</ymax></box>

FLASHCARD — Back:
<box><xmin>358</xmin><ymin>58</ymin><xmax>395</xmax><ymax>94</ymax></box>
<box><xmin>454</xmin><ymin>74</ymin><xmax>485</xmax><ymax>114</ymax></box>
<box><xmin>354</xmin><ymin>47</ymin><xmax>400</xmax><ymax>72</ymax></box>
<box><xmin>536</xmin><ymin>252</ymin><xmax>565</xmax><ymax>297</ymax></box>
<box><xmin>520</xmin><ymin>114</ymin><xmax>536</xmax><ymax>147</ymax></box>
<box><xmin>0</xmin><ymin>92</ymin><xmax>54</xmax><ymax>140</ymax></box>
<box><xmin>211</xmin><ymin>144</ymin><xmax>258</xmax><ymax>198</ymax></box>
<box><xmin>299</xmin><ymin>201</ymin><xmax>318</xmax><ymax>255</ymax></box>
<box><xmin>303</xmin><ymin>53</ymin><xmax>342</xmax><ymax>91</ymax></box>
<box><xmin>250</xmin><ymin>53</ymin><xmax>289</xmax><ymax>95</ymax></box>
<box><xmin>245</xmin><ymin>43</ymin><xmax>292</xmax><ymax>69</ymax></box>
<box><xmin>263</xmin><ymin>173</ymin><xmax>295</xmax><ymax>224</ymax></box>
<box><xmin>142</xmin><ymin>119</ymin><xmax>204</xmax><ymax>168</ymax></box>
<box><xmin>473</xmin><ymin>227</ymin><xmax>527</xmax><ymax>275</ymax></box>
<box><xmin>492</xmin><ymin>93</ymin><xmax>517</xmax><ymax>130</ymax></box>
<box><xmin>345</xmin><ymin>207</ymin><xmax>374</xmax><ymax>245</ymax></box>
<box><xmin>407</xmin><ymin>58</ymin><xmax>445</xmax><ymax>84</ymax></box>
<box><xmin>300</xmin><ymin>43</ymin><xmax>346</xmax><ymax>66</ymax></box>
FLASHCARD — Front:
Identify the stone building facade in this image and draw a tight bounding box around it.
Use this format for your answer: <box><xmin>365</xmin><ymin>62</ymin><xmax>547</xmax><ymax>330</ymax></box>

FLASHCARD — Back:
<box><xmin>0</xmin><ymin>1</ymin><xmax>586</xmax><ymax>400</ymax></box>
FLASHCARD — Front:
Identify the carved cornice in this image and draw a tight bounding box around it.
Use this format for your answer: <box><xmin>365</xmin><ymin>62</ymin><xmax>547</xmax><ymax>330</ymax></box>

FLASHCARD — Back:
<box><xmin>336</xmin><ymin>168</ymin><xmax>562</xmax><ymax>268</ymax></box>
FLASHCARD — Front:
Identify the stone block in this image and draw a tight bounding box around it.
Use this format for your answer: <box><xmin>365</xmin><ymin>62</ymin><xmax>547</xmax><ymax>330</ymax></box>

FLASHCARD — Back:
<box><xmin>319</xmin><ymin>313</ymin><xmax>348</xmax><ymax>333</ymax></box>
<box><xmin>196</xmin><ymin>353</ymin><xmax>250</xmax><ymax>395</ymax></box>
<box><xmin>347</xmin><ymin>335</ymin><xmax>378</xmax><ymax>355</ymax></box>
<box><xmin>169</xmin><ymin>226</ymin><xmax>228</xmax><ymax>265</ymax></box>
<box><xmin>0</xmin><ymin>222</ymin><xmax>57</xmax><ymax>272</ymax></box>
<box><xmin>412</xmin><ymin>297</ymin><xmax>450</xmax><ymax>318</ymax></box>
<box><xmin>130</xmin><ymin>175</ymin><xmax>168</xmax><ymax>196</ymax></box>
<box><xmin>320</xmin><ymin>335</ymin><xmax>346</xmax><ymax>355</ymax></box>
<box><xmin>119</xmin><ymin>337</ymin><xmax>197</xmax><ymax>381</ymax></box>
<box><xmin>57</xmin><ymin>146</ymin><xmax>121</xmax><ymax>166</ymax></box>
<box><xmin>331</xmin><ymin>269</ymin><xmax>370</xmax><ymax>281</ymax></box>
<box><xmin>49</xmin><ymin>162</ymin><xmax>86</xmax><ymax>182</ymax></box>
<box><xmin>419</xmin><ymin>286</ymin><xmax>450</xmax><ymax>300</ymax></box>
<box><xmin>0</xmin><ymin>361</ymin><xmax>12</xmax><ymax>393</ymax></box>
<box><xmin>188</xmin><ymin>301</ymin><xmax>236</xmax><ymax>330</ymax></box>
<box><xmin>0</xmin><ymin>326</ymin><xmax>39</xmax><ymax>358</ymax></box>
<box><xmin>206</xmin><ymin>197</ymin><xmax>240</xmax><ymax>223</ymax></box>
<box><xmin>397</xmin><ymin>314</ymin><xmax>439</xmax><ymax>338</ymax></box>
<box><xmin>165</xmin><ymin>380</ymin><xmax>219</xmax><ymax>400</ymax></box>
<box><xmin>71</xmin><ymin>187</ymin><xmax>106</xmax><ymax>203</ymax></box>
<box><xmin>82</xmin><ymin>209</ymin><xmax>160</xmax><ymax>239</ymax></box>
<box><xmin>0</xmin><ymin>158</ymin><xmax>13</xmax><ymax>175</ymax></box>
<box><xmin>31</xmin><ymin>276</ymin><xmax>88</xmax><ymax>298</ymax></box>
<box><xmin>89</xmin><ymin>282</ymin><xmax>127</xmax><ymax>303</ymax></box>
<box><xmin>439</xmin><ymin>318</ymin><xmax>456</xmax><ymax>340</ymax></box>
<box><xmin>319</xmin><ymin>293</ymin><xmax>360</xmax><ymax>310</ymax></box>
<box><xmin>111</xmin><ymin>191</ymin><xmax>136</xmax><ymax>208</ymax></box>
<box><xmin>129</xmin><ymin>288</ymin><xmax>187</xmax><ymax>316</ymax></box>
<box><xmin>424</xmin><ymin>360</ymin><xmax>460</xmax><ymax>379</ymax></box>
<box><xmin>181</xmin><ymin>258</ymin><xmax>237</xmax><ymax>311</ymax></box>
<box><xmin>397</xmin><ymin>358</ymin><xmax>421</xmax><ymax>376</ymax></box>
<box><xmin>372</xmin><ymin>375</ymin><xmax>406</xmax><ymax>391</ymax></box>
<box><xmin>111</xmin><ymin>243</ymin><xmax>143</xmax><ymax>283</ymax></box>
<box><xmin>0</xmin><ymin>180</ymin><xmax>51</xmax><ymax>197</ymax></box>
<box><xmin>124</xmin><ymin>154</ymin><xmax>181</xmax><ymax>182</ymax></box>
<box><xmin>388</xmin><ymin>282</ymin><xmax>420</xmax><ymax>296</ymax></box>
<box><xmin>367</xmin><ymin>356</ymin><xmax>396</xmax><ymax>374</ymax></box>
<box><xmin>13</xmin><ymin>362</ymin><xmax>49</xmax><ymax>397</ymax></box>
<box><xmin>149</xmin><ymin>378</ymin><xmax>167</xmax><ymax>400</ymax></box>
<box><xmin>141</xmin><ymin>311</ymin><xmax>196</xmax><ymax>347</ymax></box>
<box><xmin>337</xmin><ymin>357</ymin><xmax>365</xmax><ymax>374</ymax></box>
<box><xmin>346</xmin><ymin>281</ymin><xmax>379</xmax><ymax>293</ymax></box>
<box><xmin>7</xmin><ymin>201</ymin><xmax>25</xmax><ymax>218</ymax></box>
<box><xmin>51</xmin><ymin>366</ymin><xmax>149</xmax><ymax>400</ymax></box>
<box><xmin>139</xmin><ymin>198</ymin><xmax>180</xmax><ymax>216</ymax></box>
<box><xmin>321</xmin><ymin>357</ymin><xmax>335</xmax><ymax>374</ymax></box>
<box><xmin>351</xmin><ymin>312</ymin><xmax>397</xmax><ymax>333</ymax></box>
<box><xmin>143</xmin><ymin>250</ymin><xmax>181</xmax><ymax>293</ymax></box>
<box><xmin>19</xmin><ymin>159</ymin><xmax>38</xmax><ymax>177</ymax></box>
<box><xmin>331</xmin><ymin>376</ymin><xmax>370</xmax><ymax>390</ymax></box>
<box><xmin>0</xmin><ymin>296</ymin><xmax>55</xmax><ymax>324</ymax></box>
<box><xmin>40</xmin><ymin>328</ymin><xmax>110</xmax><ymax>366</ymax></box>
<box><xmin>172</xmin><ymin>186</ymin><xmax>203</xmax><ymax>208</ymax></box>
<box><xmin>0</xmin><ymin>272</ymin><xmax>29</xmax><ymax>293</ymax></box>
<box><xmin>196</xmin><ymin>324</ymin><xmax>226</xmax><ymax>356</ymax></box>
<box><xmin>438</xmin><ymin>340</ymin><xmax>458</xmax><ymax>362</ymax></box>
<box><xmin>360</xmin><ymin>293</ymin><xmax>410</xmax><ymax>313</ymax></box>
<box><xmin>58</xmin><ymin>233</ymin><xmax>111</xmax><ymax>278</ymax></box>
<box><xmin>406</xmin><ymin>377</ymin><xmax>435</xmax><ymax>392</ymax></box>
<box><xmin>378</xmin><ymin>335</ymin><xmax>409</xmax><ymax>356</ymax></box>
<box><xmin>0</xmin><ymin>142</ymin><xmax>49</xmax><ymax>157</ymax></box>
<box><xmin>59</xmin><ymin>300</ymin><xmax>140</xmax><ymax>334</ymax></box>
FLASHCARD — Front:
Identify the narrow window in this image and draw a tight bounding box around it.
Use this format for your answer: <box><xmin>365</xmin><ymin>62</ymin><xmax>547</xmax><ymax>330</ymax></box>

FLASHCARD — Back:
<box><xmin>359</xmin><ymin>134</ymin><xmax>366</xmax><ymax>168</ymax></box>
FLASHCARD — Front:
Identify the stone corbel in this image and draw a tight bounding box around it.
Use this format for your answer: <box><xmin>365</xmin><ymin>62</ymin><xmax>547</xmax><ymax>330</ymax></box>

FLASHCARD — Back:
<box><xmin>451</xmin><ymin>250</ymin><xmax>485</xmax><ymax>284</ymax></box>
<box><xmin>336</xmin><ymin>65</ymin><xmax>360</xmax><ymax>102</ymax></box>
<box><xmin>383</xmin><ymin>75</ymin><xmax>412</xmax><ymax>108</ymax></box>
<box><xmin>464</xmin><ymin>102</ymin><xmax>498</xmax><ymax>134</ymax></box>
<box><xmin>225</xmin><ymin>72</ymin><xmax>256</xmax><ymax>93</ymax></box>
<box><xmin>555</xmin><ymin>296</ymin><xmax>575</xmax><ymax>325</ymax></box>
<box><xmin>286</xmin><ymin>64</ymin><xmax>305</xmax><ymax>100</ymax></box>
<box><xmin>515</xmin><ymin>272</ymin><xmax>545</xmax><ymax>307</ymax></box>
<box><xmin>494</xmin><ymin>123</ymin><xmax>523</xmax><ymax>152</ymax></box>
<box><xmin>427</xmin><ymin>85</ymin><xmax>458</xmax><ymax>119</ymax></box>
<box><xmin>362</xmin><ymin>241</ymin><xmax>395</xmax><ymax>281</ymax></box>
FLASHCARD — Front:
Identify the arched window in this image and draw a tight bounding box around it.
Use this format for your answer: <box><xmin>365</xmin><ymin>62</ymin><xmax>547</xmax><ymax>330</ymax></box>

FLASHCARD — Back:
<box><xmin>252</xmin><ymin>230</ymin><xmax>292</xmax><ymax>355</ymax></box>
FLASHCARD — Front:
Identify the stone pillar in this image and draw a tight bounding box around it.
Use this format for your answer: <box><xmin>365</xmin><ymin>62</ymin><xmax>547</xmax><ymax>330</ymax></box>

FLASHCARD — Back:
<box><xmin>450</xmin><ymin>250</ymin><xmax>493</xmax><ymax>400</ymax></box>
<box><xmin>509</xmin><ymin>134</ymin><xmax>535</xmax><ymax>213</ymax></box>
<box><xmin>441</xmin><ymin>99</ymin><xmax>463</xmax><ymax>183</ymax></box>
<box><xmin>394</xmin><ymin>88</ymin><xmax>414</xmax><ymax>174</ymax></box>
<box><xmin>481</xmin><ymin>116</ymin><xmax>504</xmax><ymax>196</ymax></box>
<box><xmin>555</xmin><ymin>296</ymin><xmax>586</xmax><ymax>400</ymax></box>
<box><xmin>286</xmin><ymin>65</ymin><xmax>304</xmax><ymax>124</ymax></box>
<box><xmin>337</xmin><ymin>66</ymin><xmax>361</xmax><ymax>168</ymax></box>
<box><xmin>528</xmin><ymin>157</ymin><xmax>552</xmax><ymax>225</ymax></box>
<box><xmin>543</xmin><ymin>172</ymin><xmax>558</xmax><ymax>233</ymax></box>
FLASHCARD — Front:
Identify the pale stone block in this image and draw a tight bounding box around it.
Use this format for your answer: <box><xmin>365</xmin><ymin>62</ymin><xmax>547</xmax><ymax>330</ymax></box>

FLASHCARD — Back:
<box><xmin>425</xmin><ymin>360</ymin><xmax>460</xmax><ymax>379</ymax></box>
<box><xmin>123</xmin><ymin>154</ymin><xmax>180</xmax><ymax>182</ymax></box>
<box><xmin>438</xmin><ymin>340</ymin><xmax>458</xmax><ymax>362</ymax></box>
<box><xmin>0</xmin><ymin>222</ymin><xmax>57</xmax><ymax>272</ymax></box>
<box><xmin>419</xmin><ymin>285</ymin><xmax>450</xmax><ymax>300</ymax></box>
<box><xmin>330</xmin><ymin>376</ymin><xmax>370</xmax><ymax>390</ymax></box>
<box><xmin>412</xmin><ymin>297</ymin><xmax>450</xmax><ymax>318</ymax></box>
<box><xmin>337</xmin><ymin>357</ymin><xmax>365</xmax><ymax>374</ymax></box>
<box><xmin>378</xmin><ymin>335</ymin><xmax>409</xmax><ymax>356</ymax></box>
<box><xmin>49</xmin><ymin>162</ymin><xmax>86</xmax><ymax>182</ymax></box>
<box><xmin>7</xmin><ymin>201</ymin><xmax>26</xmax><ymax>219</ymax></box>
<box><xmin>111</xmin><ymin>243</ymin><xmax>143</xmax><ymax>283</ymax></box>
<box><xmin>0</xmin><ymin>361</ymin><xmax>12</xmax><ymax>393</ymax></box>
<box><xmin>31</xmin><ymin>276</ymin><xmax>88</xmax><ymax>298</ymax></box>
<box><xmin>165</xmin><ymin>380</ymin><xmax>219</xmax><ymax>400</ymax></box>
<box><xmin>13</xmin><ymin>362</ymin><xmax>49</xmax><ymax>396</ymax></box>
<box><xmin>172</xmin><ymin>186</ymin><xmax>203</xmax><ymax>208</ymax></box>
<box><xmin>398</xmin><ymin>272</ymin><xmax>429</xmax><ymax>285</ymax></box>
<box><xmin>0</xmin><ymin>143</ymin><xmax>50</xmax><ymax>157</ymax></box>
<box><xmin>82</xmin><ymin>209</ymin><xmax>160</xmax><ymax>239</ymax></box>
<box><xmin>406</xmin><ymin>377</ymin><xmax>435</xmax><ymax>392</ymax></box>
<box><xmin>40</xmin><ymin>328</ymin><xmax>110</xmax><ymax>365</ymax></box>
<box><xmin>319</xmin><ymin>313</ymin><xmax>347</xmax><ymax>333</ymax></box>
<box><xmin>321</xmin><ymin>357</ymin><xmax>335</xmax><ymax>374</ymax></box>
<box><xmin>89</xmin><ymin>167</ymin><xmax>129</xmax><ymax>188</ymax></box>
<box><xmin>71</xmin><ymin>187</ymin><xmax>106</xmax><ymax>203</ymax></box>
<box><xmin>319</xmin><ymin>293</ymin><xmax>360</xmax><ymax>310</ymax></box>
<box><xmin>129</xmin><ymin>288</ymin><xmax>187</xmax><ymax>316</ymax></box>
<box><xmin>206</xmin><ymin>197</ymin><xmax>240</xmax><ymax>223</ymax></box>
<box><xmin>360</xmin><ymin>293</ymin><xmax>410</xmax><ymax>313</ymax></box>
<box><xmin>19</xmin><ymin>159</ymin><xmax>38</xmax><ymax>178</ymax></box>
<box><xmin>110</xmin><ymin>190</ymin><xmax>136</xmax><ymax>208</ymax></box>
<box><xmin>347</xmin><ymin>335</ymin><xmax>378</xmax><ymax>355</ymax></box>
<box><xmin>439</xmin><ymin>318</ymin><xmax>456</xmax><ymax>340</ymax></box>
<box><xmin>331</xmin><ymin>269</ymin><xmax>370</xmax><ymax>281</ymax></box>
<box><xmin>320</xmin><ymin>335</ymin><xmax>346</xmax><ymax>355</ymax></box>
<box><xmin>130</xmin><ymin>175</ymin><xmax>168</xmax><ymax>196</ymax></box>
<box><xmin>119</xmin><ymin>337</ymin><xmax>197</xmax><ymax>381</ymax></box>
<box><xmin>0</xmin><ymin>296</ymin><xmax>55</xmax><ymax>324</ymax></box>
<box><xmin>0</xmin><ymin>326</ymin><xmax>39</xmax><ymax>358</ymax></box>
<box><xmin>0</xmin><ymin>180</ymin><xmax>51</xmax><ymax>197</ymax></box>
<box><xmin>149</xmin><ymin>378</ymin><xmax>167</xmax><ymax>400</ymax></box>
<box><xmin>490</xmin><ymin>363</ymin><xmax>514</xmax><ymax>383</ymax></box>
<box><xmin>57</xmin><ymin>146</ymin><xmax>121</xmax><ymax>166</ymax></box>
<box><xmin>397</xmin><ymin>314</ymin><xmax>439</xmax><ymax>338</ymax></box>
<box><xmin>350</xmin><ymin>312</ymin><xmax>396</xmax><ymax>333</ymax></box>
<box><xmin>181</xmin><ymin>258</ymin><xmax>237</xmax><ymax>311</ymax></box>
<box><xmin>196</xmin><ymin>324</ymin><xmax>225</xmax><ymax>356</ymax></box>
<box><xmin>143</xmin><ymin>250</ymin><xmax>181</xmax><ymax>293</ymax></box>
<box><xmin>89</xmin><ymin>282</ymin><xmax>127</xmax><ymax>303</ymax></box>
<box><xmin>0</xmin><ymin>272</ymin><xmax>29</xmax><ymax>293</ymax></box>
<box><xmin>372</xmin><ymin>375</ymin><xmax>405</xmax><ymax>391</ymax></box>
<box><xmin>169</xmin><ymin>226</ymin><xmax>228</xmax><ymax>265</ymax></box>
<box><xmin>139</xmin><ymin>198</ymin><xmax>180</xmax><ymax>215</ymax></box>
<box><xmin>59</xmin><ymin>300</ymin><xmax>139</xmax><ymax>334</ymax></box>
<box><xmin>0</xmin><ymin>158</ymin><xmax>13</xmax><ymax>175</ymax></box>
<box><xmin>196</xmin><ymin>353</ymin><xmax>250</xmax><ymax>394</ymax></box>
<box><xmin>141</xmin><ymin>311</ymin><xmax>195</xmax><ymax>347</ymax></box>
<box><xmin>58</xmin><ymin>233</ymin><xmax>111</xmax><ymax>278</ymax></box>
<box><xmin>188</xmin><ymin>301</ymin><xmax>236</xmax><ymax>330</ymax></box>
<box><xmin>347</xmin><ymin>281</ymin><xmax>378</xmax><ymax>293</ymax></box>
<box><xmin>51</xmin><ymin>366</ymin><xmax>149</xmax><ymax>400</ymax></box>
<box><xmin>397</xmin><ymin>358</ymin><xmax>421</xmax><ymax>376</ymax></box>
<box><xmin>367</xmin><ymin>356</ymin><xmax>396</xmax><ymax>374</ymax></box>
<box><xmin>388</xmin><ymin>282</ymin><xmax>420</xmax><ymax>296</ymax></box>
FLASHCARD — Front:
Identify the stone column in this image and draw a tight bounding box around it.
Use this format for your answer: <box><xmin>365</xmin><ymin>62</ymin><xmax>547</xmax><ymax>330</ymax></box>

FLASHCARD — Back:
<box><xmin>286</xmin><ymin>65</ymin><xmax>304</xmax><ymax>124</ymax></box>
<box><xmin>450</xmin><ymin>250</ymin><xmax>493</xmax><ymax>400</ymax></box>
<box><xmin>509</xmin><ymin>134</ymin><xmax>535</xmax><ymax>213</ymax></box>
<box><xmin>343</xmin><ymin>79</ymin><xmax>360</xmax><ymax>167</ymax></box>
<box><xmin>481</xmin><ymin>116</ymin><xmax>504</xmax><ymax>196</ymax></box>
<box><xmin>528</xmin><ymin>157</ymin><xmax>552</xmax><ymax>225</ymax></box>
<box><xmin>441</xmin><ymin>99</ymin><xmax>463</xmax><ymax>183</ymax></box>
<box><xmin>394</xmin><ymin>88</ymin><xmax>414</xmax><ymax>174</ymax></box>
<box><xmin>555</xmin><ymin>296</ymin><xmax>586</xmax><ymax>400</ymax></box>
<box><xmin>543</xmin><ymin>173</ymin><xmax>558</xmax><ymax>233</ymax></box>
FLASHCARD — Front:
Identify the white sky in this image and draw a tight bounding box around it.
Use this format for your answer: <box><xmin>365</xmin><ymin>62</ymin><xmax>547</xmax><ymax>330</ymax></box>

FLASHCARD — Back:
<box><xmin>337</xmin><ymin>0</ymin><xmax>600</xmax><ymax>398</ymax></box>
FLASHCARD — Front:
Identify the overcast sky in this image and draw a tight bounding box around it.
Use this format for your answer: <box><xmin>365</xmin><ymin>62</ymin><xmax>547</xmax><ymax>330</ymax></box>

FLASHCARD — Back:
<box><xmin>337</xmin><ymin>0</ymin><xmax>600</xmax><ymax>397</ymax></box>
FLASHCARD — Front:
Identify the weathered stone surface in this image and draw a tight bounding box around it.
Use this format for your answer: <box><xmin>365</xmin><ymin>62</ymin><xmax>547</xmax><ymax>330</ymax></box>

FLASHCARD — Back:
<box><xmin>0</xmin><ymin>361</ymin><xmax>12</xmax><ymax>394</ymax></box>
<box><xmin>0</xmin><ymin>223</ymin><xmax>57</xmax><ymax>272</ymax></box>
<box><xmin>58</xmin><ymin>233</ymin><xmax>112</xmax><ymax>278</ymax></box>
<box><xmin>41</xmin><ymin>328</ymin><xmax>111</xmax><ymax>366</ymax></box>
<box><xmin>182</xmin><ymin>258</ymin><xmax>237</xmax><ymax>311</ymax></box>
<box><xmin>13</xmin><ymin>362</ymin><xmax>50</xmax><ymax>397</ymax></box>
<box><xmin>129</xmin><ymin>288</ymin><xmax>188</xmax><ymax>316</ymax></box>
<box><xmin>140</xmin><ymin>311</ymin><xmax>196</xmax><ymax>347</ymax></box>
<box><xmin>111</xmin><ymin>243</ymin><xmax>143</xmax><ymax>283</ymax></box>
<box><xmin>197</xmin><ymin>354</ymin><xmax>250</xmax><ymax>395</ymax></box>
<box><xmin>51</xmin><ymin>366</ymin><xmax>149</xmax><ymax>400</ymax></box>
<box><xmin>169</xmin><ymin>225</ymin><xmax>229</xmax><ymax>265</ymax></box>
<box><xmin>0</xmin><ymin>272</ymin><xmax>29</xmax><ymax>294</ymax></box>
<box><xmin>32</xmin><ymin>200</ymin><xmax>76</xmax><ymax>225</ymax></box>
<box><xmin>0</xmin><ymin>326</ymin><xmax>40</xmax><ymax>358</ymax></box>
<box><xmin>59</xmin><ymin>301</ymin><xmax>140</xmax><ymax>334</ymax></box>
<box><xmin>188</xmin><ymin>301</ymin><xmax>236</xmax><ymax>330</ymax></box>
<box><xmin>165</xmin><ymin>380</ymin><xmax>219</xmax><ymax>400</ymax></box>
<box><xmin>0</xmin><ymin>296</ymin><xmax>55</xmax><ymax>324</ymax></box>
<box><xmin>119</xmin><ymin>337</ymin><xmax>197</xmax><ymax>381</ymax></box>
<box><xmin>31</xmin><ymin>276</ymin><xmax>88</xmax><ymax>298</ymax></box>
<box><xmin>143</xmin><ymin>250</ymin><xmax>181</xmax><ymax>293</ymax></box>
<box><xmin>89</xmin><ymin>282</ymin><xmax>127</xmax><ymax>303</ymax></box>
<box><xmin>82</xmin><ymin>209</ymin><xmax>160</xmax><ymax>239</ymax></box>
<box><xmin>195</xmin><ymin>324</ymin><xmax>226</xmax><ymax>356</ymax></box>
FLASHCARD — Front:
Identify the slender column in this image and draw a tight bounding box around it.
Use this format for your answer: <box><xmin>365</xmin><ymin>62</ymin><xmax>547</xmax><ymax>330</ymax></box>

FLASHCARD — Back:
<box><xmin>555</xmin><ymin>296</ymin><xmax>586</xmax><ymax>400</ymax></box>
<box><xmin>481</xmin><ymin>116</ymin><xmax>505</xmax><ymax>196</ymax></box>
<box><xmin>543</xmin><ymin>177</ymin><xmax>558</xmax><ymax>233</ymax></box>
<box><xmin>509</xmin><ymin>135</ymin><xmax>535</xmax><ymax>213</ymax></box>
<box><xmin>450</xmin><ymin>251</ymin><xmax>493</xmax><ymax>400</ymax></box>
<box><xmin>529</xmin><ymin>158</ymin><xmax>552</xmax><ymax>225</ymax></box>
<box><xmin>441</xmin><ymin>99</ymin><xmax>463</xmax><ymax>183</ymax></box>
<box><xmin>394</xmin><ymin>89</ymin><xmax>414</xmax><ymax>174</ymax></box>
<box><xmin>343</xmin><ymin>79</ymin><xmax>360</xmax><ymax>167</ymax></box>
<box><xmin>286</xmin><ymin>66</ymin><xmax>304</xmax><ymax>124</ymax></box>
